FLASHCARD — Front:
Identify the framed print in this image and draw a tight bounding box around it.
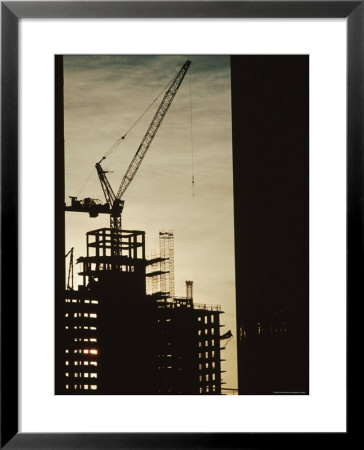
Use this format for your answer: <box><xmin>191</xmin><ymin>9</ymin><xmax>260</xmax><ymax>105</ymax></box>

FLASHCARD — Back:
<box><xmin>1</xmin><ymin>1</ymin><xmax>352</xmax><ymax>448</ymax></box>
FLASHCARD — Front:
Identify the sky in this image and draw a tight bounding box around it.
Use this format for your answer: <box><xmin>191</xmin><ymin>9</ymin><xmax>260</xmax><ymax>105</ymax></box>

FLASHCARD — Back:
<box><xmin>64</xmin><ymin>55</ymin><xmax>237</xmax><ymax>390</ymax></box>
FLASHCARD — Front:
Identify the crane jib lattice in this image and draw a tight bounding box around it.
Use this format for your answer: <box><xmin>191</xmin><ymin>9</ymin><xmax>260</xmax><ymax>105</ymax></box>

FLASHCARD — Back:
<box><xmin>67</xmin><ymin>60</ymin><xmax>192</xmax><ymax>232</ymax></box>
<box><xmin>115</xmin><ymin>60</ymin><xmax>191</xmax><ymax>199</ymax></box>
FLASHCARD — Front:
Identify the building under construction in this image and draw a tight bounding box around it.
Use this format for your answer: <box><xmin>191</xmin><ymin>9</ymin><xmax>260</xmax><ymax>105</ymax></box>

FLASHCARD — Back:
<box><xmin>59</xmin><ymin>228</ymin><xmax>225</xmax><ymax>395</ymax></box>
<box><xmin>56</xmin><ymin>57</ymin><xmax>228</xmax><ymax>395</ymax></box>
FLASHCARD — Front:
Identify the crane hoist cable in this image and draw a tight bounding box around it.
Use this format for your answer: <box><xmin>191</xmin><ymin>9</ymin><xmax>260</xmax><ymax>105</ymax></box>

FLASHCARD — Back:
<box><xmin>189</xmin><ymin>69</ymin><xmax>195</xmax><ymax>196</ymax></box>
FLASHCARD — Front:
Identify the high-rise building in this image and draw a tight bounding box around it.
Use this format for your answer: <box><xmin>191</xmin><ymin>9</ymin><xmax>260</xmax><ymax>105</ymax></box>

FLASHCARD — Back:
<box><xmin>58</xmin><ymin>227</ymin><xmax>224</xmax><ymax>395</ymax></box>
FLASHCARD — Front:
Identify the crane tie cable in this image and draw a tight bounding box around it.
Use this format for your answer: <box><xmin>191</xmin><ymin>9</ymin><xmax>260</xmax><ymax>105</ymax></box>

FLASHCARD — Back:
<box><xmin>76</xmin><ymin>62</ymin><xmax>187</xmax><ymax>198</ymax></box>
<box><xmin>77</xmin><ymin>166</ymin><xmax>96</xmax><ymax>198</ymax></box>
<box><xmin>100</xmin><ymin>70</ymin><xmax>179</xmax><ymax>162</ymax></box>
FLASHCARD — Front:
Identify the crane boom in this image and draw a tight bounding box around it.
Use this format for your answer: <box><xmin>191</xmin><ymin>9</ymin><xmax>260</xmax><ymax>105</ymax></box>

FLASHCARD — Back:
<box><xmin>115</xmin><ymin>59</ymin><xmax>191</xmax><ymax>200</ymax></box>
<box><xmin>66</xmin><ymin>60</ymin><xmax>191</xmax><ymax>234</ymax></box>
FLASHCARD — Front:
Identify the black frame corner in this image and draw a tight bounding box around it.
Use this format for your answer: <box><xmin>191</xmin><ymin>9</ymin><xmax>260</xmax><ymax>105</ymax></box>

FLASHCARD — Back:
<box><xmin>1</xmin><ymin>1</ymin><xmax>354</xmax><ymax>448</ymax></box>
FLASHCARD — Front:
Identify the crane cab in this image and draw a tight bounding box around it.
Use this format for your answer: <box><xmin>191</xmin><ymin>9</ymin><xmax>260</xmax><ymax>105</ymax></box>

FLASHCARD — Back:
<box><xmin>111</xmin><ymin>199</ymin><xmax>124</xmax><ymax>217</ymax></box>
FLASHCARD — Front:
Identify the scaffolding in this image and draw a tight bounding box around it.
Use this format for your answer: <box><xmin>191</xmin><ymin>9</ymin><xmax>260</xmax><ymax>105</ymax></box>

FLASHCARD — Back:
<box><xmin>146</xmin><ymin>250</ymin><xmax>167</xmax><ymax>295</ymax></box>
<box><xmin>159</xmin><ymin>230</ymin><xmax>175</xmax><ymax>298</ymax></box>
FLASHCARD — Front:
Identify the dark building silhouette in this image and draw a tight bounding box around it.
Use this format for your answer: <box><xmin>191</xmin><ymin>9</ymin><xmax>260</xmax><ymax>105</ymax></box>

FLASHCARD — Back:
<box><xmin>238</xmin><ymin>311</ymin><xmax>308</xmax><ymax>394</ymax></box>
<box><xmin>59</xmin><ymin>227</ymin><xmax>224</xmax><ymax>395</ymax></box>
<box><xmin>231</xmin><ymin>56</ymin><xmax>309</xmax><ymax>394</ymax></box>
<box><xmin>55</xmin><ymin>55</ymin><xmax>226</xmax><ymax>395</ymax></box>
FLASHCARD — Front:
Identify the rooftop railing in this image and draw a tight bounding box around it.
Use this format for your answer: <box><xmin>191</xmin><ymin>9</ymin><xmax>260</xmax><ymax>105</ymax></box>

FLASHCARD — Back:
<box><xmin>193</xmin><ymin>303</ymin><xmax>222</xmax><ymax>312</ymax></box>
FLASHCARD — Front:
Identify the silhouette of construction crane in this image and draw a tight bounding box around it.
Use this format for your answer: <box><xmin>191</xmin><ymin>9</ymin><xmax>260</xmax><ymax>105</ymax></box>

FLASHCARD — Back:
<box><xmin>65</xmin><ymin>60</ymin><xmax>191</xmax><ymax>234</ymax></box>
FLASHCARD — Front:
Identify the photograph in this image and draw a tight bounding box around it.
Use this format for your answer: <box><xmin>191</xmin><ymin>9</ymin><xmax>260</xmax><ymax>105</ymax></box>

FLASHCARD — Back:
<box><xmin>55</xmin><ymin>54</ymin><xmax>308</xmax><ymax>395</ymax></box>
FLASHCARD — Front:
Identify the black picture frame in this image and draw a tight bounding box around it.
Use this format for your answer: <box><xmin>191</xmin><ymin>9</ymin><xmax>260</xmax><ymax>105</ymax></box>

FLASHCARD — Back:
<box><xmin>1</xmin><ymin>1</ymin><xmax>352</xmax><ymax>448</ymax></box>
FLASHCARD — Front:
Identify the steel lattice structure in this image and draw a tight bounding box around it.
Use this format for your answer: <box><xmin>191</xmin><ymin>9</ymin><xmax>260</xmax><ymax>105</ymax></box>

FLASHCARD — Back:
<box><xmin>116</xmin><ymin>60</ymin><xmax>191</xmax><ymax>200</ymax></box>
